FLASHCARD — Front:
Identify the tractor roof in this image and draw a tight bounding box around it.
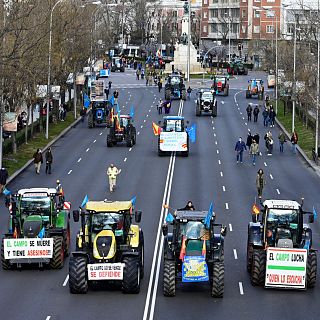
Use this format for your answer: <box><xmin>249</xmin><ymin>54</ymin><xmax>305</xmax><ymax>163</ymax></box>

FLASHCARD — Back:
<box><xmin>263</xmin><ymin>199</ymin><xmax>300</xmax><ymax>210</ymax></box>
<box><xmin>164</xmin><ymin>116</ymin><xmax>184</xmax><ymax>121</ymax></box>
<box><xmin>18</xmin><ymin>188</ymin><xmax>56</xmax><ymax>196</ymax></box>
<box><xmin>85</xmin><ymin>200</ymin><xmax>133</xmax><ymax>212</ymax></box>
<box><xmin>175</xmin><ymin>210</ymin><xmax>214</xmax><ymax>221</ymax></box>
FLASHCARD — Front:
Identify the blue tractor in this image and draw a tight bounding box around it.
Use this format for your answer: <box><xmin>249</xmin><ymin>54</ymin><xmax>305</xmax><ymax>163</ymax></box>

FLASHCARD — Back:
<box><xmin>87</xmin><ymin>101</ymin><xmax>113</xmax><ymax>128</ymax></box>
<box><xmin>165</xmin><ymin>73</ymin><xmax>186</xmax><ymax>100</ymax></box>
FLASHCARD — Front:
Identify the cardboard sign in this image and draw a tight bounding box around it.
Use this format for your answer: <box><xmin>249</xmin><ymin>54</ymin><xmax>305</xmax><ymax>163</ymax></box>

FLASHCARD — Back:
<box><xmin>88</xmin><ymin>263</ymin><xmax>124</xmax><ymax>280</ymax></box>
<box><xmin>265</xmin><ymin>248</ymin><xmax>307</xmax><ymax>289</ymax></box>
<box><xmin>90</xmin><ymin>80</ymin><xmax>105</xmax><ymax>102</ymax></box>
<box><xmin>4</xmin><ymin>238</ymin><xmax>53</xmax><ymax>259</ymax></box>
<box><xmin>182</xmin><ymin>256</ymin><xmax>209</xmax><ymax>282</ymax></box>
<box><xmin>159</xmin><ymin>132</ymin><xmax>188</xmax><ymax>152</ymax></box>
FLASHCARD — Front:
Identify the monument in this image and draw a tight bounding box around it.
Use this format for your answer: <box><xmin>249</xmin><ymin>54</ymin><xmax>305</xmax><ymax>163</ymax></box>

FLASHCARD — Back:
<box><xmin>165</xmin><ymin>8</ymin><xmax>202</xmax><ymax>76</ymax></box>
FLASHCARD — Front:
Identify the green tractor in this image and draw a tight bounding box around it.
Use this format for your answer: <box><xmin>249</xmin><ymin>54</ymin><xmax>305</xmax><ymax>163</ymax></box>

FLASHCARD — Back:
<box><xmin>69</xmin><ymin>200</ymin><xmax>144</xmax><ymax>294</ymax></box>
<box><xmin>162</xmin><ymin>206</ymin><xmax>226</xmax><ymax>297</ymax></box>
<box><xmin>1</xmin><ymin>188</ymin><xmax>71</xmax><ymax>270</ymax></box>
<box><xmin>227</xmin><ymin>60</ymin><xmax>248</xmax><ymax>75</ymax></box>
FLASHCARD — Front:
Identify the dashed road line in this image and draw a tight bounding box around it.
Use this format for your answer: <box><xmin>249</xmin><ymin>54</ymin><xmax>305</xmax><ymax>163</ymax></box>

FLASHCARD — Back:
<box><xmin>100</xmin><ymin>132</ymin><xmax>103</xmax><ymax>135</ymax></box>
<box><xmin>138</xmin><ymin>132</ymin><xmax>140</xmax><ymax>135</ymax></box>
<box><xmin>220</xmin><ymin>171</ymin><xmax>223</xmax><ymax>177</ymax></box>
<box><xmin>270</xmin><ymin>174</ymin><xmax>273</xmax><ymax>180</ymax></box>
<box><xmin>144</xmin><ymin>119</ymin><xmax>146</xmax><ymax>123</ymax></box>
<box><xmin>86</xmin><ymin>148</ymin><xmax>90</xmax><ymax>152</ymax></box>
<box><xmin>239</xmin><ymin>282</ymin><xmax>244</xmax><ymax>295</ymax></box>
<box><xmin>211</xmin><ymin>120</ymin><xmax>214</xmax><ymax>124</ymax></box>
<box><xmin>276</xmin><ymin>189</ymin><xmax>280</xmax><ymax>194</ymax></box>
<box><xmin>222</xmin><ymin>186</ymin><xmax>226</xmax><ymax>192</ymax></box>
<box><xmin>68</xmin><ymin>170</ymin><xmax>72</xmax><ymax>175</ymax></box>
<box><xmin>218</xmin><ymin>160</ymin><xmax>221</xmax><ymax>165</ymax></box>
<box><xmin>46</xmin><ymin>316</ymin><xmax>51</xmax><ymax>320</ymax></box>
<box><xmin>124</xmin><ymin>158</ymin><xmax>127</xmax><ymax>162</ymax></box>
<box><xmin>129</xmin><ymin>148</ymin><xmax>132</xmax><ymax>152</ymax></box>
<box><xmin>77</xmin><ymin>158</ymin><xmax>82</xmax><ymax>163</ymax></box>
<box><xmin>233</xmin><ymin>249</ymin><xmax>238</xmax><ymax>260</ymax></box>
<box><xmin>221</xmin><ymin>101</ymin><xmax>225</xmax><ymax>104</ymax></box>
<box><xmin>245</xmin><ymin>122</ymin><xmax>248</xmax><ymax>126</ymax></box>
<box><xmin>215</xmin><ymin>141</ymin><xmax>218</xmax><ymax>145</ymax></box>
<box><xmin>216</xmin><ymin>150</ymin><xmax>219</xmax><ymax>154</ymax></box>
<box><xmin>214</xmin><ymin>133</ymin><xmax>216</xmax><ymax>137</ymax></box>
<box><xmin>93</xmin><ymin>139</ymin><xmax>96</xmax><ymax>143</ymax></box>
<box><xmin>264</xmin><ymin>162</ymin><xmax>268</xmax><ymax>167</ymax></box>
<box><xmin>229</xmin><ymin>223</ymin><xmax>233</xmax><ymax>231</ymax></box>
<box><xmin>63</xmin><ymin>274</ymin><xmax>69</xmax><ymax>286</ymax></box>
<box><xmin>141</xmin><ymin>125</ymin><xmax>143</xmax><ymax>128</ymax></box>
<box><xmin>225</xmin><ymin>203</ymin><xmax>229</xmax><ymax>210</ymax></box>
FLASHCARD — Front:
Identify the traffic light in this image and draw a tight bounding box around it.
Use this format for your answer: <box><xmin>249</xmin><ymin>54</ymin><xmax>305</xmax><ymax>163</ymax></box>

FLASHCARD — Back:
<box><xmin>238</xmin><ymin>43</ymin><xmax>242</xmax><ymax>51</ymax></box>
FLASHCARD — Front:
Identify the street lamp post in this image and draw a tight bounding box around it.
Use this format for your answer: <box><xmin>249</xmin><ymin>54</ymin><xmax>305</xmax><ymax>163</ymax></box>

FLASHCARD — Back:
<box><xmin>228</xmin><ymin>0</ymin><xmax>231</xmax><ymax>64</ymax></box>
<box><xmin>187</xmin><ymin>0</ymin><xmax>191</xmax><ymax>82</ymax></box>
<box><xmin>316</xmin><ymin>28</ymin><xmax>319</xmax><ymax>158</ymax></box>
<box><xmin>292</xmin><ymin>19</ymin><xmax>298</xmax><ymax>134</ymax></box>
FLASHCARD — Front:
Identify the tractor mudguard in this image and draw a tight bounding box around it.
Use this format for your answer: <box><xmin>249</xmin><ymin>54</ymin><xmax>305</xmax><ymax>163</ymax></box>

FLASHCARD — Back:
<box><xmin>71</xmin><ymin>251</ymin><xmax>89</xmax><ymax>260</ymax></box>
<box><xmin>212</xmin><ymin>234</ymin><xmax>224</xmax><ymax>261</ymax></box>
<box><xmin>248</xmin><ymin>222</ymin><xmax>263</xmax><ymax>246</ymax></box>
<box><xmin>129</xmin><ymin>225</ymin><xmax>140</xmax><ymax>248</ymax></box>
<box><xmin>122</xmin><ymin>251</ymin><xmax>139</xmax><ymax>259</ymax></box>
<box><xmin>164</xmin><ymin>234</ymin><xmax>174</xmax><ymax>260</ymax></box>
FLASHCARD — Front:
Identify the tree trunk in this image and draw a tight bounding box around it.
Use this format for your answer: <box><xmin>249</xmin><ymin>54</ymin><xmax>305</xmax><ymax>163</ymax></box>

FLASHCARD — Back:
<box><xmin>12</xmin><ymin>132</ymin><xmax>17</xmax><ymax>154</ymax></box>
<box><xmin>25</xmin><ymin>105</ymin><xmax>30</xmax><ymax>143</ymax></box>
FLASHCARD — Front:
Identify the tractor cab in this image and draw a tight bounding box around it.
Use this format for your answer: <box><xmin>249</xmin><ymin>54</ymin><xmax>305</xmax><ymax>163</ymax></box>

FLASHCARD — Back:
<box><xmin>246</xmin><ymin>79</ymin><xmax>264</xmax><ymax>100</ymax></box>
<box><xmin>107</xmin><ymin>115</ymin><xmax>136</xmax><ymax>147</ymax></box>
<box><xmin>212</xmin><ymin>76</ymin><xmax>229</xmax><ymax>96</ymax></box>
<box><xmin>165</xmin><ymin>73</ymin><xmax>186</xmax><ymax>100</ymax></box>
<box><xmin>162</xmin><ymin>116</ymin><xmax>185</xmax><ymax>132</ymax></box>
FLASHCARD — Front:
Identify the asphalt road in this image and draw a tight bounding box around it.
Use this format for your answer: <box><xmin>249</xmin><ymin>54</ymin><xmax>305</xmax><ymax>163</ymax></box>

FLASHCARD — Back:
<box><xmin>1</xmin><ymin>70</ymin><xmax>320</xmax><ymax>320</ymax></box>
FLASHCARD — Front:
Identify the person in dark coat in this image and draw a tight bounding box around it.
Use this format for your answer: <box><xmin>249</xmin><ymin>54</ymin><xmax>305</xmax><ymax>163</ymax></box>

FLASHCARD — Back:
<box><xmin>180</xmin><ymin>201</ymin><xmax>195</xmax><ymax>211</ymax></box>
<box><xmin>262</xmin><ymin>107</ymin><xmax>269</xmax><ymax>127</ymax></box>
<box><xmin>234</xmin><ymin>137</ymin><xmax>247</xmax><ymax>163</ymax></box>
<box><xmin>33</xmin><ymin>148</ymin><xmax>43</xmax><ymax>174</ymax></box>
<box><xmin>253</xmin><ymin>133</ymin><xmax>260</xmax><ymax>145</ymax></box>
<box><xmin>0</xmin><ymin>168</ymin><xmax>8</xmax><ymax>193</ymax></box>
<box><xmin>253</xmin><ymin>105</ymin><xmax>260</xmax><ymax>122</ymax></box>
<box><xmin>246</xmin><ymin>103</ymin><xmax>253</xmax><ymax>122</ymax></box>
<box><xmin>164</xmin><ymin>100</ymin><xmax>171</xmax><ymax>114</ymax></box>
<box><xmin>269</xmin><ymin>107</ymin><xmax>276</xmax><ymax>127</ymax></box>
<box><xmin>256</xmin><ymin>169</ymin><xmax>266</xmax><ymax>199</ymax></box>
<box><xmin>246</xmin><ymin>131</ymin><xmax>253</xmax><ymax>149</ymax></box>
<box><xmin>45</xmin><ymin>147</ymin><xmax>53</xmax><ymax>174</ymax></box>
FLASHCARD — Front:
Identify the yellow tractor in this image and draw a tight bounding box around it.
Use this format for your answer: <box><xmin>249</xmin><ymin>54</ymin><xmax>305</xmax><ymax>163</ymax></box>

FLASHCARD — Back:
<box><xmin>69</xmin><ymin>200</ymin><xmax>144</xmax><ymax>294</ymax></box>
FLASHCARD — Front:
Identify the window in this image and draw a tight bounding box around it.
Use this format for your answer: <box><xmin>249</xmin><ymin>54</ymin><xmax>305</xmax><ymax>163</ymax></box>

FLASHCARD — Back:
<box><xmin>211</xmin><ymin>24</ymin><xmax>218</xmax><ymax>33</ymax></box>
<box><xmin>242</xmin><ymin>9</ymin><xmax>246</xmax><ymax>18</ymax></box>
<box><xmin>203</xmin><ymin>0</ymin><xmax>208</xmax><ymax>4</ymax></box>
<box><xmin>172</xmin><ymin>11</ymin><xmax>177</xmax><ymax>18</ymax></box>
<box><xmin>254</xmin><ymin>10</ymin><xmax>260</xmax><ymax>18</ymax></box>
<box><xmin>231</xmin><ymin>8</ymin><xmax>240</xmax><ymax>18</ymax></box>
<box><xmin>266</xmin><ymin>25</ymin><xmax>274</xmax><ymax>33</ymax></box>
<box><xmin>232</xmin><ymin>23</ymin><xmax>239</xmax><ymax>34</ymax></box>
<box><xmin>211</xmin><ymin>9</ymin><xmax>218</xmax><ymax>18</ymax></box>
<box><xmin>241</xmin><ymin>25</ymin><xmax>247</xmax><ymax>33</ymax></box>
<box><xmin>203</xmin><ymin>11</ymin><xmax>207</xmax><ymax>19</ymax></box>
<box><xmin>203</xmin><ymin>25</ymin><xmax>207</xmax><ymax>33</ymax></box>
<box><xmin>254</xmin><ymin>25</ymin><xmax>260</xmax><ymax>33</ymax></box>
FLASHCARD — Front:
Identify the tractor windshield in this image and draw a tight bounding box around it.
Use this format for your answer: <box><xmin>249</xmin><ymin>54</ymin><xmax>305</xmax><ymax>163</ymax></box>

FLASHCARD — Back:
<box><xmin>20</xmin><ymin>196</ymin><xmax>51</xmax><ymax>216</ymax></box>
<box><xmin>202</xmin><ymin>91</ymin><xmax>214</xmax><ymax>101</ymax></box>
<box><xmin>92</xmin><ymin>212</ymin><xmax>123</xmax><ymax>231</ymax></box>
<box><xmin>180</xmin><ymin>221</ymin><xmax>206</xmax><ymax>240</ymax></box>
<box><xmin>267</xmin><ymin>209</ymin><xmax>299</xmax><ymax>227</ymax></box>
<box><xmin>170</xmin><ymin>76</ymin><xmax>180</xmax><ymax>85</ymax></box>
<box><xmin>216</xmin><ymin>78</ymin><xmax>226</xmax><ymax>84</ymax></box>
<box><xmin>120</xmin><ymin>117</ymin><xmax>128</xmax><ymax>127</ymax></box>
<box><xmin>165</xmin><ymin>119</ymin><xmax>183</xmax><ymax>132</ymax></box>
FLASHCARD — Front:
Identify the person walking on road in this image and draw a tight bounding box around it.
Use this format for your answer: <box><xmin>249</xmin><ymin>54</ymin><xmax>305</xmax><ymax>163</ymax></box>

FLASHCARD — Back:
<box><xmin>246</xmin><ymin>103</ymin><xmax>253</xmax><ymax>122</ymax></box>
<box><xmin>45</xmin><ymin>147</ymin><xmax>53</xmax><ymax>174</ymax></box>
<box><xmin>113</xmin><ymin>90</ymin><xmax>119</xmax><ymax>104</ymax></box>
<box><xmin>250</xmin><ymin>140</ymin><xmax>259</xmax><ymax>166</ymax></box>
<box><xmin>256</xmin><ymin>169</ymin><xmax>266</xmax><ymax>200</ymax></box>
<box><xmin>187</xmin><ymin>86</ymin><xmax>192</xmax><ymax>99</ymax></box>
<box><xmin>158</xmin><ymin>78</ymin><xmax>162</xmax><ymax>93</ymax></box>
<box><xmin>108</xmin><ymin>81</ymin><xmax>112</xmax><ymax>90</ymax></box>
<box><xmin>80</xmin><ymin>107</ymin><xmax>86</xmax><ymax>123</ymax></box>
<box><xmin>33</xmin><ymin>148</ymin><xmax>43</xmax><ymax>174</ymax></box>
<box><xmin>56</xmin><ymin>179</ymin><xmax>65</xmax><ymax>204</ymax></box>
<box><xmin>278</xmin><ymin>131</ymin><xmax>286</xmax><ymax>153</ymax></box>
<box><xmin>246</xmin><ymin>131</ymin><xmax>253</xmax><ymax>149</ymax></box>
<box><xmin>235</xmin><ymin>137</ymin><xmax>247</xmax><ymax>164</ymax></box>
<box><xmin>269</xmin><ymin>106</ymin><xmax>276</xmax><ymax>127</ymax></box>
<box><xmin>264</xmin><ymin>131</ymin><xmax>273</xmax><ymax>155</ymax></box>
<box><xmin>291</xmin><ymin>130</ymin><xmax>299</xmax><ymax>154</ymax></box>
<box><xmin>253</xmin><ymin>133</ymin><xmax>260</xmax><ymax>145</ymax></box>
<box><xmin>136</xmin><ymin>69</ymin><xmax>140</xmax><ymax>80</ymax></box>
<box><xmin>0</xmin><ymin>167</ymin><xmax>8</xmax><ymax>193</ymax></box>
<box><xmin>107</xmin><ymin>164</ymin><xmax>120</xmax><ymax>192</ymax></box>
<box><xmin>262</xmin><ymin>107</ymin><xmax>269</xmax><ymax>127</ymax></box>
<box><xmin>253</xmin><ymin>105</ymin><xmax>260</xmax><ymax>122</ymax></box>
<box><xmin>157</xmin><ymin>99</ymin><xmax>163</xmax><ymax>114</ymax></box>
<box><xmin>105</xmin><ymin>87</ymin><xmax>110</xmax><ymax>100</ymax></box>
<box><xmin>180</xmin><ymin>201</ymin><xmax>195</xmax><ymax>211</ymax></box>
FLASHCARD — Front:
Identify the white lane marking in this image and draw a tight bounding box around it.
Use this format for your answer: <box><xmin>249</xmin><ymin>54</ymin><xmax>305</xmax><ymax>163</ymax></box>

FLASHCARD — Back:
<box><xmin>63</xmin><ymin>274</ymin><xmax>69</xmax><ymax>286</ymax></box>
<box><xmin>124</xmin><ymin>158</ymin><xmax>127</xmax><ymax>162</ymax></box>
<box><xmin>211</xmin><ymin>120</ymin><xmax>214</xmax><ymax>124</ymax></box>
<box><xmin>68</xmin><ymin>170</ymin><xmax>72</xmax><ymax>175</ymax></box>
<box><xmin>242</xmin><ymin>117</ymin><xmax>245</xmax><ymax>120</ymax></box>
<box><xmin>146</xmin><ymin>115</ymin><xmax>149</xmax><ymax>117</ymax></box>
<box><xmin>46</xmin><ymin>317</ymin><xmax>51</xmax><ymax>320</ymax></box>
<box><xmin>222</xmin><ymin>186</ymin><xmax>226</xmax><ymax>192</ymax></box>
<box><xmin>239</xmin><ymin>282</ymin><xmax>244</xmax><ymax>295</ymax></box>
<box><xmin>138</xmin><ymin>132</ymin><xmax>140</xmax><ymax>135</ymax></box>
<box><xmin>217</xmin><ymin>150</ymin><xmax>219</xmax><ymax>154</ymax></box>
<box><xmin>86</xmin><ymin>148</ymin><xmax>90</xmax><ymax>152</ymax></box>
<box><xmin>225</xmin><ymin>202</ymin><xmax>229</xmax><ymax>210</ymax></box>
<box><xmin>218</xmin><ymin>160</ymin><xmax>221</xmax><ymax>165</ymax></box>
<box><xmin>259</xmin><ymin>152</ymin><xmax>262</xmax><ymax>156</ymax></box>
<box><xmin>264</xmin><ymin>162</ymin><xmax>268</xmax><ymax>167</ymax></box>
<box><xmin>245</xmin><ymin>122</ymin><xmax>248</xmax><ymax>126</ymax></box>
<box><xmin>215</xmin><ymin>141</ymin><xmax>218</xmax><ymax>145</ymax></box>
<box><xmin>77</xmin><ymin>158</ymin><xmax>81</xmax><ymax>163</ymax></box>
<box><xmin>214</xmin><ymin>133</ymin><xmax>216</xmax><ymax>137</ymax></box>
<box><xmin>229</xmin><ymin>223</ymin><xmax>233</xmax><ymax>231</ymax></box>
<box><xmin>93</xmin><ymin>139</ymin><xmax>96</xmax><ymax>143</ymax></box>
<box><xmin>144</xmin><ymin>119</ymin><xmax>146</xmax><ymax>123</ymax></box>
<box><xmin>240</xmin><ymin>111</ymin><xmax>242</xmax><ymax>115</ymax></box>
<box><xmin>221</xmin><ymin>101</ymin><xmax>225</xmax><ymax>104</ymax></box>
<box><xmin>100</xmin><ymin>132</ymin><xmax>103</xmax><ymax>135</ymax></box>
<box><xmin>129</xmin><ymin>148</ymin><xmax>132</xmax><ymax>152</ymax></box>
<box><xmin>248</xmin><ymin>128</ymin><xmax>251</xmax><ymax>131</ymax></box>
<box><xmin>141</xmin><ymin>125</ymin><xmax>143</xmax><ymax>128</ymax></box>
<box><xmin>270</xmin><ymin>174</ymin><xmax>273</xmax><ymax>180</ymax></box>
<box><xmin>212</xmin><ymin>126</ymin><xmax>215</xmax><ymax>130</ymax></box>
<box><xmin>276</xmin><ymin>189</ymin><xmax>280</xmax><ymax>194</ymax></box>
<box><xmin>220</xmin><ymin>171</ymin><xmax>223</xmax><ymax>177</ymax></box>
<box><xmin>233</xmin><ymin>249</ymin><xmax>238</xmax><ymax>260</ymax></box>
<box><xmin>238</xmin><ymin>107</ymin><xmax>240</xmax><ymax>110</ymax></box>
<box><xmin>149</xmin><ymin>109</ymin><xmax>151</xmax><ymax>112</ymax></box>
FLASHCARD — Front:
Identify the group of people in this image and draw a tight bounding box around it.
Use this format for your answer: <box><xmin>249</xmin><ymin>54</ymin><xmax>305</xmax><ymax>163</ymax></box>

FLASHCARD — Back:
<box><xmin>32</xmin><ymin>147</ymin><xmax>53</xmax><ymax>174</ymax></box>
<box><xmin>58</xmin><ymin>103</ymin><xmax>67</xmax><ymax>121</ymax></box>
<box><xmin>157</xmin><ymin>99</ymin><xmax>171</xmax><ymax>115</ymax></box>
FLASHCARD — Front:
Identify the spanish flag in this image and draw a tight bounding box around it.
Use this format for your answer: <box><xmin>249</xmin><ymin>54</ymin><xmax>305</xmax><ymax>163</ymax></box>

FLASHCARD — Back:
<box><xmin>179</xmin><ymin>236</ymin><xmax>186</xmax><ymax>261</ymax></box>
<box><xmin>202</xmin><ymin>239</ymin><xmax>206</xmax><ymax>257</ymax></box>
<box><xmin>152</xmin><ymin>122</ymin><xmax>161</xmax><ymax>136</ymax></box>
<box><xmin>13</xmin><ymin>227</ymin><xmax>18</xmax><ymax>239</ymax></box>
<box><xmin>252</xmin><ymin>203</ymin><xmax>260</xmax><ymax>215</ymax></box>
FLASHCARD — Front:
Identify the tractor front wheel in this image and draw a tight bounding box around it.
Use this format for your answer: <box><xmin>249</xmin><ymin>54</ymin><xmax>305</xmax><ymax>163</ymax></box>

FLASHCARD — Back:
<box><xmin>211</xmin><ymin>262</ymin><xmax>224</xmax><ymax>298</ymax></box>
<box><xmin>307</xmin><ymin>251</ymin><xmax>317</xmax><ymax>288</ymax></box>
<box><xmin>69</xmin><ymin>256</ymin><xmax>88</xmax><ymax>294</ymax></box>
<box><xmin>196</xmin><ymin>104</ymin><xmax>201</xmax><ymax>116</ymax></box>
<box><xmin>122</xmin><ymin>257</ymin><xmax>140</xmax><ymax>294</ymax></box>
<box><xmin>50</xmin><ymin>236</ymin><xmax>64</xmax><ymax>269</ymax></box>
<box><xmin>163</xmin><ymin>259</ymin><xmax>176</xmax><ymax>296</ymax></box>
<box><xmin>250</xmin><ymin>249</ymin><xmax>266</xmax><ymax>286</ymax></box>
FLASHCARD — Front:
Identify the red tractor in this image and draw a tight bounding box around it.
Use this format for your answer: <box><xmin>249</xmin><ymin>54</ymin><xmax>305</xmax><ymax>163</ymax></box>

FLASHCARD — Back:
<box><xmin>212</xmin><ymin>76</ymin><xmax>229</xmax><ymax>96</ymax></box>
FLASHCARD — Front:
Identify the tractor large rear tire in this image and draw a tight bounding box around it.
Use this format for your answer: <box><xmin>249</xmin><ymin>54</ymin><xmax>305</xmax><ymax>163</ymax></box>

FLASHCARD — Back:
<box><xmin>126</xmin><ymin>136</ymin><xmax>133</xmax><ymax>147</ymax></box>
<box><xmin>64</xmin><ymin>224</ymin><xmax>71</xmax><ymax>257</ymax></box>
<box><xmin>69</xmin><ymin>256</ymin><xmax>88</xmax><ymax>294</ymax></box>
<box><xmin>246</xmin><ymin>91</ymin><xmax>250</xmax><ymax>99</ymax></box>
<box><xmin>246</xmin><ymin>242</ymin><xmax>253</xmax><ymax>273</ymax></box>
<box><xmin>250</xmin><ymin>249</ymin><xmax>266</xmax><ymax>286</ymax></box>
<box><xmin>132</xmin><ymin>127</ymin><xmax>137</xmax><ymax>145</ymax></box>
<box><xmin>307</xmin><ymin>251</ymin><xmax>317</xmax><ymax>288</ymax></box>
<box><xmin>224</xmin><ymin>87</ymin><xmax>229</xmax><ymax>96</ymax></box>
<box><xmin>196</xmin><ymin>104</ymin><xmax>201</xmax><ymax>116</ymax></box>
<box><xmin>138</xmin><ymin>231</ymin><xmax>144</xmax><ymax>279</ymax></box>
<box><xmin>163</xmin><ymin>259</ymin><xmax>176</xmax><ymax>297</ymax></box>
<box><xmin>1</xmin><ymin>238</ymin><xmax>12</xmax><ymax>270</ymax></box>
<box><xmin>50</xmin><ymin>236</ymin><xmax>64</xmax><ymax>269</ymax></box>
<box><xmin>122</xmin><ymin>257</ymin><xmax>140</xmax><ymax>294</ymax></box>
<box><xmin>211</xmin><ymin>262</ymin><xmax>224</xmax><ymax>298</ymax></box>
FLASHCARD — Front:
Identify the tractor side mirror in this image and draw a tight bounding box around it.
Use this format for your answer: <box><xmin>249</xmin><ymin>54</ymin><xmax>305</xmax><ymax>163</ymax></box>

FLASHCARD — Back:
<box><xmin>308</xmin><ymin>214</ymin><xmax>314</xmax><ymax>223</ymax></box>
<box><xmin>73</xmin><ymin>210</ymin><xmax>80</xmax><ymax>222</ymax></box>
<box><xmin>162</xmin><ymin>224</ymin><xmax>168</xmax><ymax>236</ymax></box>
<box><xmin>221</xmin><ymin>225</ymin><xmax>227</xmax><ymax>237</ymax></box>
<box><xmin>135</xmin><ymin>210</ymin><xmax>142</xmax><ymax>223</ymax></box>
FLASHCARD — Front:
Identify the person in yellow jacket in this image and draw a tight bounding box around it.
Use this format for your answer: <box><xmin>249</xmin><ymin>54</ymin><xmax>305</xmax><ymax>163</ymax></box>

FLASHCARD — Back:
<box><xmin>107</xmin><ymin>164</ymin><xmax>121</xmax><ymax>192</ymax></box>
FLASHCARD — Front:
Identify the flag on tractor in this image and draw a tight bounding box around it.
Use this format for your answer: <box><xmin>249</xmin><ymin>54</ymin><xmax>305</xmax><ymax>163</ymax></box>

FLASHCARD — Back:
<box><xmin>313</xmin><ymin>206</ymin><xmax>317</xmax><ymax>220</ymax></box>
<box><xmin>204</xmin><ymin>202</ymin><xmax>213</xmax><ymax>229</ymax></box>
<box><xmin>152</xmin><ymin>122</ymin><xmax>161</xmax><ymax>136</ymax></box>
<box><xmin>84</xmin><ymin>93</ymin><xmax>90</xmax><ymax>109</ymax></box>
<box><xmin>202</xmin><ymin>239</ymin><xmax>206</xmax><ymax>257</ymax></box>
<box><xmin>131</xmin><ymin>196</ymin><xmax>137</xmax><ymax>206</ymax></box>
<box><xmin>109</xmin><ymin>95</ymin><xmax>115</xmax><ymax>106</ymax></box>
<box><xmin>130</xmin><ymin>105</ymin><xmax>135</xmax><ymax>119</ymax></box>
<box><xmin>166</xmin><ymin>212</ymin><xmax>174</xmax><ymax>223</ymax></box>
<box><xmin>81</xmin><ymin>195</ymin><xmax>89</xmax><ymax>208</ymax></box>
<box><xmin>179</xmin><ymin>236</ymin><xmax>186</xmax><ymax>261</ymax></box>
<box><xmin>186</xmin><ymin>124</ymin><xmax>196</xmax><ymax>143</ymax></box>
<box><xmin>252</xmin><ymin>203</ymin><xmax>260</xmax><ymax>215</ymax></box>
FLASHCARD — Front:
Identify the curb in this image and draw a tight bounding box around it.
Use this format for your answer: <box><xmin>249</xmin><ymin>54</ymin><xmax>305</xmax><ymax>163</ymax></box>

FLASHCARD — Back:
<box><xmin>275</xmin><ymin>118</ymin><xmax>320</xmax><ymax>177</ymax></box>
<box><xmin>7</xmin><ymin>116</ymin><xmax>82</xmax><ymax>185</ymax></box>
